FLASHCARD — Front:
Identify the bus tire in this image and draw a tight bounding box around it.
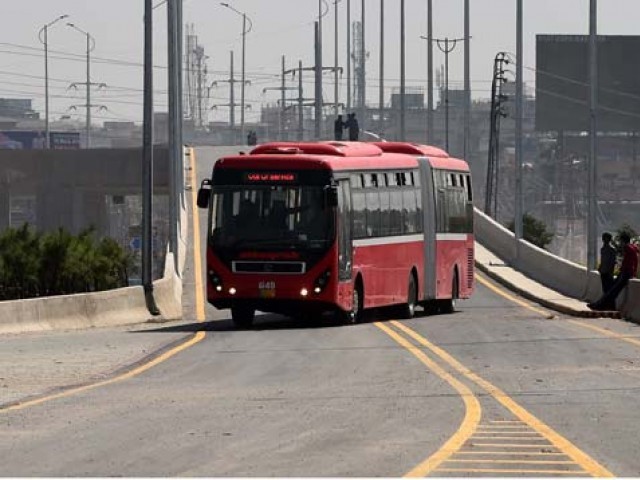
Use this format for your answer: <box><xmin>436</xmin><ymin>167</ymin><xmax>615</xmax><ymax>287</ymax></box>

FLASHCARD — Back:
<box><xmin>441</xmin><ymin>271</ymin><xmax>459</xmax><ymax>314</ymax></box>
<box><xmin>345</xmin><ymin>282</ymin><xmax>363</xmax><ymax>324</ymax></box>
<box><xmin>231</xmin><ymin>305</ymin><xmax>255</xmax><ymax>328</ymax></box>
<box><xmin>400</xmin><ymin>274</ymin><xmax>418</xmax><ymax>319</ymax></box>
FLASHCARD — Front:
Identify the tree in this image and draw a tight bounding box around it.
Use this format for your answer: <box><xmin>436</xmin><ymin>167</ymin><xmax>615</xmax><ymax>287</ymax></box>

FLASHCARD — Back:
<box><xmin>508</xmin><ymin>213</ymin><xmax>554</xmax><ymax>250</ymax></box>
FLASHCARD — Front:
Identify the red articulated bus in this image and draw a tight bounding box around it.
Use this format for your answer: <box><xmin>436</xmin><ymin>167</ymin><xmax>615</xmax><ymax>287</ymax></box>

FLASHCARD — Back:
<box><xmin>197</xmin><ymin>141</ymin><xmax>474</xmax><ymax>328</ymax></box>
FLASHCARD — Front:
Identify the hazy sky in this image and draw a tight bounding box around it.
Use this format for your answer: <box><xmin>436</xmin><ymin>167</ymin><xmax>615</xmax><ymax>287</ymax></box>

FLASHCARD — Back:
<box><xmin>1</xmin><ymin>0</ymin><xmax>639</xmax><ymax>125</ymax></box>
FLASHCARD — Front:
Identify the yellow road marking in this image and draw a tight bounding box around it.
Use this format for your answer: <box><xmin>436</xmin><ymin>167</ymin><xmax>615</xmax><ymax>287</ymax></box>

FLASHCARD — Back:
<box><xmin>470</xmin><ymin>443</ymin><xmax>562</xmax><ymax>448</ymax></box>
<box><xmin>436</xmin><ymin>468</ymin><xmax>587</xmax><ymax>475</ymax></box>
<box><xmin>457</xmin><ymin>451</ymin><xmax>570</xmax><ymax>456</ymax></box>
<box><xmin>189</xmin><ymin>148</ymin><xmax>206</xmax><ymax>323</ymax></box>
<box><xmin>2</xmin><ymin>148</ymin><xmax>208</xmax><ymax>413</ymax></box>
<box><xmin>373</xmin><ymin>322</ymin><xmax>481</xmax><ymax>478</ymax></box>
<box><xmin>568</xmin><ymin>319</ymin><xmax>640</xmax><ymax>348</ymax></box>
<box><xmin>472</xmin><ymin>436</ymin><xmax>546</xmax><ymax>440</ymax></box>
<box><xmin>444</xmin><ymin>459</ymin><xmax>577</xmax><ymax>465</ymax></box>
<box><xmin>476</xmin><ymin>272</ymin><xmax>551</xmax><ymax>317</ymax></box>
<box><xmin>391</xmin><ymin>321</ymin><xmax>614</xmax><ymax>477</ymax></box>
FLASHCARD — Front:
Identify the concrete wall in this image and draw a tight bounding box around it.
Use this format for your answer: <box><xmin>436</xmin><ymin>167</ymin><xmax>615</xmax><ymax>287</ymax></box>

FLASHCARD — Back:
<box><xmin>0</xmin><ymin>147</ymin><xmax>170</xmax><ymax>234</ymax></box>
<box><xmin>0</xmin><ymin>148</ymin><xmax>189</xmax><ymax>335</ymax></box>
<box><xmin>474</xmin><ymin>207</ymin><xmax>640</xmax><ymax>321</ymax></box>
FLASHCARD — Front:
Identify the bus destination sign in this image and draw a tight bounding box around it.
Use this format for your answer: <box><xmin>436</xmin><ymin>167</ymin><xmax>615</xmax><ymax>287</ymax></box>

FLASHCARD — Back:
<box><xmin>244</xmin><ymin>172</ymin><xmax>298</xmax><ymax>183</ymax></box>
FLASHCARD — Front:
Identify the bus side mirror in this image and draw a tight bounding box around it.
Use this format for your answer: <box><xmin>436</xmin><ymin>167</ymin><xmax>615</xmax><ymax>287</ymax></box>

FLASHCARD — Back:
<box><xmin>324</xmin><ymin>186</ymin><xmax>339</xmax><ymax>208</ymax></box>
<box><xmin>197</xmin><ymin>179</ymin><xmax>212</xmax><ymax>209</ymax></box>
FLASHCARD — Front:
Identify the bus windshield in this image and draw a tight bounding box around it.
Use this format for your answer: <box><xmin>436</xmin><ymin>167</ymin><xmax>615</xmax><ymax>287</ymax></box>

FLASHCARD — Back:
<box><xmin>211</xmin><ymin>185</ymin><xmax>335</xmax><ymax>251</ymax></box>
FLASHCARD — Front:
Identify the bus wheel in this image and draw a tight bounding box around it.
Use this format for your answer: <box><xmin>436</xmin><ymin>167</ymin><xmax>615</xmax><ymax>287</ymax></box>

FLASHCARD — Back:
<box><xmin>400</xmin><ymin>274</ymin><xmax>417</xmax><ymax>319</ymax></box>
<box><xmin>231</xmin><ymin>306</ymin><xmax>255</xmax><ymax>329</ymax></box>
<box><xmin>441</xmin><ymin>271</ymin><xmax>459</xmax><ymax>314</ymax></box>
<box><xmin>346</xmin><ymin>284</ymin><xmax>363</xmax><ymax>324</ymax></box>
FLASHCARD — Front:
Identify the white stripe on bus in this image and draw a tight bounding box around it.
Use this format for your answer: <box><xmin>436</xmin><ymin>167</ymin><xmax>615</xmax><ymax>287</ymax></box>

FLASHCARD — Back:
<box><xmin>353</xmin><ymin>234</ymin><xmax>424</xmax><ymax>247</ymax></box>
<box><xmin>436</xmin><ymin>233</ymin><xmax>469</xmax><ymax>241</ymax></box>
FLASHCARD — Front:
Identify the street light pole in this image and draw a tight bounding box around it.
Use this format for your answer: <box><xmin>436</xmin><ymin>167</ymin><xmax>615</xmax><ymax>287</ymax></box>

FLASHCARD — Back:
<box><xmin>427</xmin><ymin>0</ymin><xmax>433</xmax><ymax>144</ymax></box>
<box><xmin>399</xmin><ymin>0</ymin><xmax>405</xmax><ymax>141</ymax></box>
<box><xmin>379</xmin><ymin>0</ymin><xmax>384</xmax><ymax>135</ymax></box>
<box><xmin>38</xmin><ymin>14</ymin><xmax>68</xmax><ymax>150</ymax></box>
<box><xmin>464</xmin><ymin>0</ymin><xmax>470</xmax><ymax>160</ymax></box>
<box><xmin>515</xmin><ymin>0</ymin><xmax>524</xmax><ymax>250</ymax></box>
<box><xmin>221</xmin><ymin>3</ymin><xmax>252</xmax><ymax>144</ymax></box>
<box><xmin>346</xmin><ymin>0</ymin><xmax>351</xmax><ymax>112</ymax></box>
<box><xmin>334</xmin><ymin>0</ymin><xmax>340</xmax><ymax>116</ymax></box>
<box><xmin>587</xmin><ymin>0</ymin><xmax>598</xmax><ymax>270</ymax></box>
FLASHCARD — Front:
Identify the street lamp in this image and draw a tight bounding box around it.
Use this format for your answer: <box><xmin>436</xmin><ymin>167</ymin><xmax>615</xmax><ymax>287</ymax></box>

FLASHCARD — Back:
<box><xmin>220</xmin><ymin>2</ymin><xmax>253</xmax><ymax>144</ymax></box>
<box><xmin>67</xmin><ymin>22</ymin><xmax>96</xmax><ymax>148</ymax></box>
<box><xmin>38</xmin><ymin>14</ymin><xmax>68</xmax><ymax>149</ymax></box>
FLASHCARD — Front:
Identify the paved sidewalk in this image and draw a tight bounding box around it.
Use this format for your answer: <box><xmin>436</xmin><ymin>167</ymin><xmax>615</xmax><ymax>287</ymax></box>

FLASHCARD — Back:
<box><xmin>475</xmin><ymin>242</ymin><xmax>621</xmax><ymax>319</ymax></box>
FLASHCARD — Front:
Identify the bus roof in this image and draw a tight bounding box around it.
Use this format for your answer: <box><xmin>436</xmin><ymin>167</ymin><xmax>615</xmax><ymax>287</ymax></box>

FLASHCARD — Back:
<box><xmin>216</xmin><ymin>141</ymin><xmax>468</xmax><ymax>173</ymax></box>
<box><xmin>373</xmin><ymin>142</ymin><xmax>449</xmax><ymax>158</ymax></box>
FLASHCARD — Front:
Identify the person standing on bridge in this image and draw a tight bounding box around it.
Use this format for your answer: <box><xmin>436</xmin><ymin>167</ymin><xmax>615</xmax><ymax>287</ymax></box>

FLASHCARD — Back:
<box><xmin>598</xmin><ymin>232</ymin><xmax>617</xmax><ymax>296</ymax></box>
<box><xmin>588</xmin><ymin>232</ymin><xmax>639</xmax><ymax>311</ymax></box>
<box><xmin>345</xmin><ymin>113</ymin><xmax>360</xmax><ymax>141</ymax></box>
<box><xmin>334</xmin><ymin>114</ymin><xmax>345</xmax><ymax>141</ymax></box>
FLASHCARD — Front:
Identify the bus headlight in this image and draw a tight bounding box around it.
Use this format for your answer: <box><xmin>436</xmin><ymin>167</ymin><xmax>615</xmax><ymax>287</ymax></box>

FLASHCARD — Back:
<box><xmin>300</xmin><ymin>288</ymin><xmax>309</xmax><ymax>297</ymax></box>
<box><xmin>313</xmin><ymin>269</ymin><xmax>331</xmax><ymax>294</ymax></box>
<box><xmin>229</xmin><ymin>287</ymin><xmax>237</xmax><ymax>295</ymax></box>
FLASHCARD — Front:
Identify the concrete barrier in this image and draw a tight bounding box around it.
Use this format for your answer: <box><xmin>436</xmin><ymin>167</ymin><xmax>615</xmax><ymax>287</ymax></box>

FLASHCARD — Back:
<box><xmin>474</xmin><ymin>207</ymin><xmax>640</xmax><ymax>322</ymax></box>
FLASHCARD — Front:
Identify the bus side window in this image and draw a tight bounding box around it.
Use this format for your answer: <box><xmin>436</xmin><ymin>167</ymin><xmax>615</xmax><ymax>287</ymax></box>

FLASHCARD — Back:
<box><xmin>365</xmin><ymin>189</ymin><xmax>381</xmax><ymax>237</ymax></box>
<box><xmin>389</xmin><ymin>189</ymin><xmax>403</xmax><ymax>236</ymax></box>
<box><xmin>352</xmin><ymin>190</ymin><xmax>367</xmax><ymax>239</ymax></box>
<box><xmin>466</xmin><ymin>174</ymin><xmax>473</xmax><ymax>202</ymax></box>
<box><xmin>379</xmin><ymin>189</ymin><xmax>391</xmax><ymax>236</ymax></box>
<box><xmin>402</xmin><ymin>188</ymin><xmax>418</xmax><ymax>234</ymax></box>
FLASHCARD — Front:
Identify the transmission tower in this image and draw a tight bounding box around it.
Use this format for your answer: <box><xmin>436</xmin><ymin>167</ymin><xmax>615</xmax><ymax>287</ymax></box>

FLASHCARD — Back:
<box><xmin>184</xmin><ymin>24</ymin><xmax>209</xmax><ymax>128</ymax></box>
<box><xmin>351</xmin><ymin>20</ymin><xmax>368</xmax><ymax>118</ymax></box>
<box><xmin>485</xmin><ymin>52</ymin><xmax>511</xmax><ymax>219</ymax></box>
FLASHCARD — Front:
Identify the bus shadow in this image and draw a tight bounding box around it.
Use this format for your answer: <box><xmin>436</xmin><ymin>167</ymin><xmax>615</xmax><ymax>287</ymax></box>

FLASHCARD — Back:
<box><xmin>138</xmin><ymin>305</ymin><xmax>459</xmax><ymax>334</ymax></box>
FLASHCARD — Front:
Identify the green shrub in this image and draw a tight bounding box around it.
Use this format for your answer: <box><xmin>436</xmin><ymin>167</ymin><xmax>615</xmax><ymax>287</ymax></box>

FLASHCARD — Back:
<box><xmin>508</xmin><ymin>213</ymin><xmax>555</xmax><ymax>250</ymax></box>
<box><xmin>0</xmin><ymin>225</ymin><xmax>132</xmax><ymax>301</ymax></box>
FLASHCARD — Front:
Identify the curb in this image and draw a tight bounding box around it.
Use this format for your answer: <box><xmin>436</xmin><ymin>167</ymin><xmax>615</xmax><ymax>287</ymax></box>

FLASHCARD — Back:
<box><xmin>475</xmin><ymin>261</ymin><xmax>622</xmax><ymax>320</ymax></box>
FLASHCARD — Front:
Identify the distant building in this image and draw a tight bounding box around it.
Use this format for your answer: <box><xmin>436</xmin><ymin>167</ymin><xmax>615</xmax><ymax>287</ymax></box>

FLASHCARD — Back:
<box><xmin>0</xmin><ymin>98</ymin><xmax>39</xmax><ymax>120</ymax></box>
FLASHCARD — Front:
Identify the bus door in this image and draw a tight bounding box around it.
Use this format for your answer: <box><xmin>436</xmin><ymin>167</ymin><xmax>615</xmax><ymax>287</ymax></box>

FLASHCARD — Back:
<box><xmin>418</xmin><ymin>158</ymin><xmax>437</xmax><ymax>300</ymax></box>
<box><xmin>337</xmin><ymin>179</ymin><xmax>353</xmax><ymax>282</ymax></box>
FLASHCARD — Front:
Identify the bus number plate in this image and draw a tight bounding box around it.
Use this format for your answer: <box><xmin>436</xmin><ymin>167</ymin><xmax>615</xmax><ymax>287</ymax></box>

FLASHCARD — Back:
<box><xmin>259</xmin><ymin>281</ymin><xmax>276</xmax><ymax>298</ymax></box>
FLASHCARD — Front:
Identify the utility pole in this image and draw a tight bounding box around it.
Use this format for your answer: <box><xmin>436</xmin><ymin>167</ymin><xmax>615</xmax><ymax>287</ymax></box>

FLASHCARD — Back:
<box><xmin>334</xmin><ymin>0</ymin><xmax>340</xmax><ymax>116</ymax></box>
<box><xmin>434</xmin><ymin>36</ymin><xmax>465</xmax><ymax>152</ymax></box>
<box><xmin>263</xmin><ymin>56</ymin><xmax>296</xmax><ymax>141</ymax></box>
<box><xmin>360</xmin><ymin>0</ymin><xmax>366</xmax><ymax>129</ymax></box>
<box><xmin>427</xmin><ymin>0</ymin><xmax>433</xmax><ymax>144</ymax></box>
<box><xmin>298</xmin><ymin>61</ymin><xmax>304</xmax><ymax>140</ymax></box>
<box><xmin>142</xmin><ymin>0</ymin><xmax>159</xmax><ymax>314</ymax></box>
<box><xmin>67</xmin><ymin>23</ymin><xmax>105</xmax><ymax>149</ymax></box>
<box><xmin>464</xmin><ymin>0</ymin><xmax>470</xmax><ymax>160</ymax></box>
<box><xmin>399</xmin><ymin>0</ymin><xmax>405</xmax><ymax>141</ymax></box>
<box><xmin>514</xmin><ymin>0</ymin><xmax>524</xmax><ymax>251</ymax></box>
<box><xmin>285</xmin><ymin>60</ymin><xmax>329</xmax><ymax>141</ymax></box>
<box><xmin>168</xmin><ymin>0</ymin><xmax>179</xmax><ymax>273</ymax></box>
<box><xmin>587</xmin><ymin>0</ymin><xmax>598</xmax><ymax>270</ymax></box>
<box><xmin>315</xmin><ymin>21</ymin><xmax>322</xmax><ymax>139</ymax></box>
<box><xmin>346</xmin><ymin>0</ymin><xmax>351</xmax><ymax>112</ymax></box>
<box><xmin>210</xmin><ymin>52</ymin><xmax>237</xmax><ymax>143</ymax></box>
<box><xmin>485</xmin><ymin>52</ymin><xmax>510</xmax><ymax>219</ymax></box>
<box><xmin>379</xmin><ymin>0</ymin><xmax>384</xmax><ymax>135</ymax></box>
